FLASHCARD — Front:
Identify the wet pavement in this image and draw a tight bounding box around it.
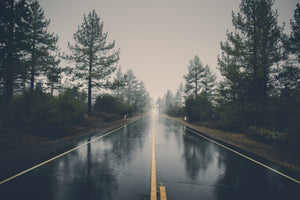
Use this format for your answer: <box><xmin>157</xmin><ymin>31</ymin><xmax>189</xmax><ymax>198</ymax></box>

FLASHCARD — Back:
<box><xmin>1</xmin><ymin>111</ymin><xmax>299</xmax><ymax>200</ymax></box>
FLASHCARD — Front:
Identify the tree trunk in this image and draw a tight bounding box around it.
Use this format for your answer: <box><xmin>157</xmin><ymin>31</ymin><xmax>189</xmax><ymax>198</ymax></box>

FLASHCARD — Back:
<box><xmin>195</xmin><ymin>69</ymin><xmax>198</xmax><ymax>98</ymax></box>
<box><xmin>30</xmin><ymin>65</ymin><xmax>35</xmax><ymax>93</ymax></box>
<box><xmin>5</xmin><ymin>58</ymin><xmax>14</xmax><ymax>104</ymax></box>
<box><xmin>30</xmin><ymin>37</ymin><xmax>36</xmax><ymax>93</ymax></box>
<box><xmin>50</xmin><ymin>83</ymin><xmax>54</xmax><ymax>97</ymax></box>
<box><xmin>5</xmin><ymin>0</ymin><xmax>15</xmax><ymax>104</ymax></box>
<box><xmin>87</xmin><ymin>63</ymin><xmax>92</xmax><ymax>117</ymax></box>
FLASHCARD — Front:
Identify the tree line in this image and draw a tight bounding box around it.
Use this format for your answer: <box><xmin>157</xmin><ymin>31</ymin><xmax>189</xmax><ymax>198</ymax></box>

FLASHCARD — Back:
<box><xmin>0</xmin><ymin>0</ymin><xmax>150</xmax><ymax>137</ymax></box>
<box><xmin>159</xmin><ymin>0</ymin><xmax>300</xmax><ymax>149</ymax></box>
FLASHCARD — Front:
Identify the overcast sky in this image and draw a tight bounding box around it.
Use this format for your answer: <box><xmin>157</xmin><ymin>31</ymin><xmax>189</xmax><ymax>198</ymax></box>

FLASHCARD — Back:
<box><xmin>39</xmin><ymin>0</ymin><xmax>298</xmax><ymax>100</ymax></box>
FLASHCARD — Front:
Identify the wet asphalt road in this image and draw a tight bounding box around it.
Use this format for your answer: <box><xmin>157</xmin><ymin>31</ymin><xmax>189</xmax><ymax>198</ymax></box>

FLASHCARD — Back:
<box><xmin>1</xmin><ymin>111</ymin><xmax>299</xmax><ymax>200</ymax></box>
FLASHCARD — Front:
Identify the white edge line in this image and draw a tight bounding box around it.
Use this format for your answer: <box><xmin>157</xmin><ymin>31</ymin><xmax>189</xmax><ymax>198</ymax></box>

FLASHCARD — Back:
<box><xmin>186</xmin><ymin>127</ymin><xmax>300</xmax><ymax>184</ymax></box>
<box><xmin>0</xmin><ymin>126</ymin><xmax>124</xmax><ymax>185</ymax></box>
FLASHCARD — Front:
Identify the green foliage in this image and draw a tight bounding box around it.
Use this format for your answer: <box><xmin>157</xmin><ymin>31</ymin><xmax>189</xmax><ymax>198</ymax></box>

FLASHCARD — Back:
<box><xmin>185</xmin><ymin>93</ymin><xmax>214</xmax><ymax>122</ymax></box>
<box><xmin>248</xmin><ymin>126</ymin><xmax>287</xmax><ymax>144</ymax></box>
<box><xmin>216</xmin><ymin>0</ymin><xmax>290</xmax><ymax>134</ymax></box>
<box><xmin>45</xmin><ymin>64</ymin><xmax>63</xmax><ymax>96</ymax></box>
<box><xmin>159</xmin><ymin>84</ymin><xmax>185</xmax><ymax>117</ymax></box>
<box><xmin>0</xmin><ymin>2</ymin><xmax>150</xmax><ymax>140</ymax></box>
<box><xmin>217</xmin><ymin>103</ymin><xmax>245</xmax><ymax>131</ymax></box>
<box><xmin>62</xmin><ymin>87</ymin><xmax>87</xmax><ymax>104</ymax></box>
<box><xmin>167</xmin><ymin>106</ymin><xmax>185</xmax><ymax>117</ymax></box>
<box><xmin>93</xmin><ymin>94</ymin><xmax>132</xmax><ymax>118</ymax></box>
<box><xmin>290</xmin><ymin>3</ymin><xmax>300</xmax><ymax>62</ymax></box>
<box><xmin>0</xmin><ymin>0</ymin><xmax>30</xmax><ymax>103</ymax></box>
<box><xmin>0</xmin><ymin>0</ymin><xmax>59</xmax><ymax>101</ymax></box>
<box><xmin>3</xmin><ymin>89</ymin><xmax>85</xmax><ymax>137</ymax></box>
<box><xmin>94</xmin><ymin>112</ymin><xmax>121</xmax><ymax>122</ymax></box>
<box><xmin>24</xmin><ymin>0</ymin><xmax>59</xmax><ymax>92</ymax></box>
<box><xmin>66</xmin><ymin>10</ymin><xmax>120</xmax><ymax>116</ymax></box>
<box><xmin>123</xmin><ymin>69</ymin><xmax>139</xmax><ymax>105</ymax></box>
<box><xmin>118</xmin><ymin>69</ymin><xmax>151</xmax><ymax>113</ymax></box>
<box><xmin>184</xmin><ymin>55</ymin><xmax>216</xmax><ymax>97</ymax></box>
<box><xmin>218</xmin><ymin>0</ymin><xmax>284</xmax><ymax>106</ymax></box>
<box><xmin>56</xmin><ymin>89</ymin><xmax>86</xmax><ymax>124</ymax></box>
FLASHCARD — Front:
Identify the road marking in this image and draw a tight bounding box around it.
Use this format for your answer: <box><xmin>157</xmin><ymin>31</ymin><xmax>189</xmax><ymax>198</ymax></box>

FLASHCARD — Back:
<box><xmin>160</xmin><ymin>185</ymin><xmax>167</xmax><ymax>200</ymax></box>
<box><xmin>186</xmin><ymin>127</ymin><xmax>300</xmax><ymax>184</ymax></box>
<box><xmin>151</xmin><ymin>122</ymin><xmax>157</xmax><ymax>200</ymax></box>
<box><xmin>0</xmin><ymin>126</ymin><xmax>124</xmax><ymax>185</ymax></box>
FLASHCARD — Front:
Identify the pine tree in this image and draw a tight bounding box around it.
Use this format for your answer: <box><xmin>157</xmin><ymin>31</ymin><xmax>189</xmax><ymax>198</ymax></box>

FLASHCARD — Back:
<box><xmin>112</xmin><ymin>66</ymin><xmax>127</xmax><ymax>98</ymax></box>
<box><xmin>290</xmin><ymin>3</ymin><xmax>300</xmax><ymax>62</ymax></box>
<box><xmin>123</xmin><ymin>69</ymin><xmax>138</xmax><ymax>105</ymax></box>
<box><xmin>45</xmin><ymin>61</ymin><xmax>62</xmax><ymax>96</ymax></box>
<box><xmin>202</xmin><ymin>65</ymin><xmax>217</xmax><ymax>96</ymax></box>
<box><xmin>174</xmin><ymin>82</ymin><xmax>184</xmax><ymax>107</ymax></box>
<box><xmin>184</xmin><ymin>55</ymin><xmax>205</xmax><ymax>97</ymax></box>
<box><xmin>132</xmin><ymin>81</ymin><xmax>149</xmax><ymax>113</ymax></box>
<box><xmin>218</xmin><ymin>0</ymin><xmax>285</xmax><ymax>129</ymax></box>
<box><xmin>66</xmin><ymin>10</ymin><xmax>120</xmax><ymax>116</ymax></box>
<box><xmin>278</xmin><ymin>3</ymin><xmax>300</xmax><ymax>93</ymax></box>
<box><xmin>24</xmin><ymin>0</ymin><xmax>59</xmax><ymax>92</ymax></box>
<box><xmin>276</xmin><ymin>3</ymin><xmax>300</xmax><ymax>100</ymax></box>
<box><xmin>218</xmin><ymin>0</ymin><xmax>284</xmax><ymax>105</ymax></box>
<box><xmin>156</xmin><ymin>97</ymin><xmax>162</xmax><ymax>112</ymax></box>
<box><xmin>184</xmin><ymin>55</ymin><xmax>216</xmax><ymax>98</ymax></box>
<box><xmin>163</xmin><ymin>90</ymin><xmax>174</xmax><ymax>114</ymax></box>
<box><xmin>0</xmin><ymin>0</ymin><xmax>29</xmax><ymax>103</ymax></box>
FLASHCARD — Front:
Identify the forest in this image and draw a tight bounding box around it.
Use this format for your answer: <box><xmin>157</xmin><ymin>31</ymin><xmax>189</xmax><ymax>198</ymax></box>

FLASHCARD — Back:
<box><xmin>0</xmin><ymin>0</ymin><xmax>151</xmax><ymax>137</ymax></box>
<box><xmin>1</xmin><ymin>0</ymin><xmax>299</xmax><ymax>148</ymax></box>
<box><xmin>159</xmin><ymin>1</ymin><xmax>300</xmax><ymax>150</ymax></box>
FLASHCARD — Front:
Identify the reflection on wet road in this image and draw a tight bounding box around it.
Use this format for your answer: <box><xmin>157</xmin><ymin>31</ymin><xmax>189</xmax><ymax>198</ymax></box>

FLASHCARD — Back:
<box><xmin>1</xmin><ymin>111</ymin><xmax>299</xmax><ymax>200</ymax></box>
<box><xmin>155</xmin><ymin>115</ymin><xmax>299</xmax><ymax>200</ymax></box>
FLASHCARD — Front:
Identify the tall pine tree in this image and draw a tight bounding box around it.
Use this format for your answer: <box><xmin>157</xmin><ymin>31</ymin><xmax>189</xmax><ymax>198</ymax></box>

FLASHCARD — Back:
<box><xmin>184</xmin><ymin>55</ymin><xmax>216</xmax><ymax>98</ymax></box>
<box><xmin>123</xmin><ymin>69</ymin><xmax>138</xmax><ymax>105</ymax></box>
<box><xmin>24</xmin><ymin>0</ymin><xmax>59</xmax><ymax>92</ymax></box>
<box><xmin>278</xmin><ymin>3</ymin><xmax>300</xmax><ymax>93</ymax></box>
<box><xmin>218</xmin><ymin>0</ymin><xmax>285</xmax><ymax>128</ymax></box>
<box><xmin>66</xmin><ymin>10</ymin><xmax>120</xmax><ymax>116</ymax></box>
<box><xmin>0</xmin><ymin>0</ymin><xmax>28</xmax><ymax>103</ymax></box>
<box><xmin>45</xmin><ymin>61</ymin><xmax>63</xmax><ymax>96</ymax></box>
<box><xmin>218</xmin><ymin>0</ymin><xmax>284</xmax><ymax>105</ymax></box>
<box><xmin>290</xmin><ymin>3</ymin><xmax>300</xmax><ymax>62</ymax></box>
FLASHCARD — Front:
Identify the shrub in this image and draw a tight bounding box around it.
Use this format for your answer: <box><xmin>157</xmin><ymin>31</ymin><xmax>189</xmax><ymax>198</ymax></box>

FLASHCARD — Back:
<box><xmin>94</xmin><ymin>112</ymin><xmax>121</xmax><ymax>121</ymax></box>
<box><xmin>248</xmin><ymin>126</ymin><xmax>287</xmax><ymax>144</ymax></box>
<box><xmin>185</xmin><ymin>93</ymin><xmax>214</xmax><ymax>122</ymax></box>
<box><xmin>218</xmin><ymin>103</ymin><xmax>247</xmax><ymax>131</ymax></box>
<box><xmin>94</xmin><ymin>94</ymin><xmax>132</xmax><ymax>116</ymax></box>
<box><xmin>3</xmin><ymin>89</ymin><xmax>85</xmax><ymax>137</ymax></box>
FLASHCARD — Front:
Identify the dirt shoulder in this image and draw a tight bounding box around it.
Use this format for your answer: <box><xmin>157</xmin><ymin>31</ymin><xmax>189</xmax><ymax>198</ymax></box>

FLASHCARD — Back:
<box><xmin>0</xmin><ymin>115</ymin><xmax>143</xmax><ymax>159</ymax></box>
<box><xmin>0</xmin><ymin>114</ymin><xmax>143</xmax><ymax>180</ymax></box>
<box><xmin>165</xmin><ymin>115</ymin><xmax>300</xmax><ymax>174</ymax></box>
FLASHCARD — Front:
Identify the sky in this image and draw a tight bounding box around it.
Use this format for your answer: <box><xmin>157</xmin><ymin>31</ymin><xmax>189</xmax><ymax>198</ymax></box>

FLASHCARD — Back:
<box><xmin>39</xmin><ymin>0</ymin><xmax>298</xmax><ymax>100</ymax></box>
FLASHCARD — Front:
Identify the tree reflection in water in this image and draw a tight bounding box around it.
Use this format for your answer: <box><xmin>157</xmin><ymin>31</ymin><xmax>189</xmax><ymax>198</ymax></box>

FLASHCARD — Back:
<box><xmin>51</xmin><ymin>118</ymin><xmax>150</xmax><ymax>200</ymax></box>
<box><xmin>214</xmin><ymin>147</ymin><xmax>299</xmax><ymax>200</ymax></box>
<box><xmin>183</xmin><ymin>133</ymin><xmax>212</xmax><ymax>180</ymax></box>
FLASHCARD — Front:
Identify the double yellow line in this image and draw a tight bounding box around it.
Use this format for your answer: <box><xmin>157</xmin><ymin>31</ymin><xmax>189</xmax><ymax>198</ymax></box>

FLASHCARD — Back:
<box><xmin>151</xmin><ymin>121</ymin><xmax>167</xmax><ymax>200</ymax></box>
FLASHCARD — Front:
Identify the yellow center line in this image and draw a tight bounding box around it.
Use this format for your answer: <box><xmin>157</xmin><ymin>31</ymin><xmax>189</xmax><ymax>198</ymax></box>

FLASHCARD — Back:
<box><xmin>0</xmin><ymin>126</ymin><xmax>124</xmax><ymax>185</ymax></box>
<box><xmin>151</xmin><ymin>122</ymin><xmax>157</xmax><ymax>200</ymax></box>
<box><xmin>151</xmin><ymin>121</ymin><xmax>167</xmax><ymax>200</ymax></box>
<box><xmin>160</xmin><ymin>185</ymin><xmax>167</xmax><ymax>200</ymax></box>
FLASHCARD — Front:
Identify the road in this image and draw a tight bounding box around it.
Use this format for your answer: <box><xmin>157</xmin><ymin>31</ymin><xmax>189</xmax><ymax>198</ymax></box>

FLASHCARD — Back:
<box><xmin>1</xmin><ymin>111</ymin><xmax>299</xmax><ymax>200</ymax></box>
